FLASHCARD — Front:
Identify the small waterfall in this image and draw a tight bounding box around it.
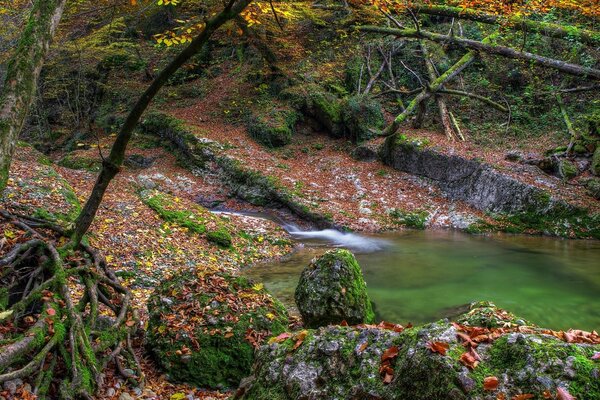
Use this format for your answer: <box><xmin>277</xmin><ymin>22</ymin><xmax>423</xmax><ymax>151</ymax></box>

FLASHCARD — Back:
<box><xmin>282</xmin><ymin>223</ymin><xmax>389</xmax><ymax>253</ymax></box>
<box><xmin>210</xmin><ymin>209</ymin><xmax>388</xmax><ymax>252</ymax></box>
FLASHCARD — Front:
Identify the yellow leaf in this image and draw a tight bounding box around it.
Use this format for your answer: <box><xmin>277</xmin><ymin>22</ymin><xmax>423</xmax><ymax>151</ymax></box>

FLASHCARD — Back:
<box><xmin>252</xmin><ymin>283</ymin><xmax>264</xmax><ymax>291</ymax></box>
<box><xmin>266</xmin><ymin>313</ymin><xmax>275</xmax><ymax>320</ymax></box>
<box><xmin>0</xmin><ymin>310</ymin><xmax>14</xmax><ymax>321</ymax></box>
<box><xmin>158</xmin><ymin>325</ymin><xmax>167</xmax><ymax>334</ymax></box>
<box><xmin>170</xmin><ymin>393</ymin><xmax>186</xmax><ymax>400</ymax></box>
<box><xmin>4</xmin><ymin>230</ymin><xmax>15</xmax><ymax>239</ymax></box>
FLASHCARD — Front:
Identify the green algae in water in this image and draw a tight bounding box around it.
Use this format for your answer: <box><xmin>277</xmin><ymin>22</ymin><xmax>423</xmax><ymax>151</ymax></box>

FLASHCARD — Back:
<box><xmin>244</xmin><ymin>230</ymin><xmax>600</xmax><ymax>331</ymax></box>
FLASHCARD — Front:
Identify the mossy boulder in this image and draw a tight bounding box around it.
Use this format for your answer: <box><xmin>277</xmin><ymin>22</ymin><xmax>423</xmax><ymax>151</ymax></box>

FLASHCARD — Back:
<box><xmin>146</xmin><ymin>271</ymin><xmax>289</xmax><ymax>389</ymax></box>
<box><xmin>558</xmin><ymin>159</ymin><xmax>578</xmax><ymax>180</ymax></box>
<box><xmin>281</xmin><ymin>84</ymin><xmax>344</xmax><ymax>137</ymax></box>
<box><xmin>583</xmin><ymin>178</ymin><xmax>600</xmax><ymax>200</ymax></box>
<box><xmin>57</xmin><ymin>154</ymin><xmax>101</xmax><ymax>172</ymax></box>
<box><xmin>139</xmin><ymin>111</ymin><xmax>220</xmax><ymax>168</ymax></box>
<box><xmin>341</xmin><ymin>94</ymin><xmax>385</xmax><ymax>143</ymax></box>
<box><xmin>206</xmin><ymin>227</ymin><xmax>233</xmax><ymax>248</ymax></box>
<box><xmin>236</xmin><ymin>302</ymin><xmax>600</xmax><ymax>400</ymax></box>
<box><xmin>295</xmin><ymin>249</ymin><xmax>374</xmax><ymax>328</ymax></box>
<box><xmin>247</xmin><ymin>107</ymin><xmax>299</xmax><ymax>148</ymax></box>
<box><xmin>592</xmin><ymin>147</ymin><xmax>600</xmax><ymax>176</ymax></box>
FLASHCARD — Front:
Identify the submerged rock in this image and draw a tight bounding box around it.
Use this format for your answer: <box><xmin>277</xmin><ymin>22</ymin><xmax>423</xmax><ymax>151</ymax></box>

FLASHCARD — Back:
<box><xmin>236</xmin><ymin>302</ymin><xmax>600</xmax><ymax>400</ymax></box>
<box><xmin>146</xmin><ymin>271</ymin><xmax>289</xmax><ymax>389</ymax></box>
<box><xmin>294</xmin><ymin>249</ymin><xmax>374</xmax><ymax>328</ymax></box>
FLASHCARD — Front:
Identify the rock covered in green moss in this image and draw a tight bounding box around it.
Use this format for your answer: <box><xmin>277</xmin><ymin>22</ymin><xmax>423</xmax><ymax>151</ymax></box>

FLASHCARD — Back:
<box><xmin>558</xmin><ymin>159</ymin><xmax>578</xmax><ymax>180</ymax></box>
<box><xmin>206</xmin><ymin>227</ymin><xmax>233</xmax><ymax>248</ymax></box>
<box><xmin>247</xmin><ymin>107</ymin><xmax>299</xmax><ymax>148</ymax></box>
<box><xmin>146</xmin><ymin>271</ymin><xmax>289</xmax><ymax>389</ymax></box>
<box><xmin>341</xmin><ymin>94</ymin><xmax>385</xmax><ymax>143</ymax></box>
<box><xmin>584</xmin><ymin>178</ymin><xmax>600</xmax><ymax>200</ymax></box>
<box><xmin>592</xmin><ymin>147</ymin><xmax>600</xmax><ymax>176</ymax></box>
<box><xmin>236</xmin><ymin>302</ymin><xmax>600</xmax><ymax>400</ymax></box>
<box><xmin>294</xmin><ymin>249</ymin><xmax>374</xmax><ymax>328</ymax></box>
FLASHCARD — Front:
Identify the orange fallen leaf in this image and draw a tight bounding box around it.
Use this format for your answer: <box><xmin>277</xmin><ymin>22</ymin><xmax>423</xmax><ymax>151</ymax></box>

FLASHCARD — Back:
<box><xmin>358</xmin><ymin>341</ymin><xmax>368</xmax><ymax>353</ymax></box>
<box><xmin>512</xmin><ymin>395</ymin><xmax>534</xmax><ymax>400</ymax></box>
<box><xmin>381</xmin><ymin>345</ymin><xmax>399</xmax><ymax>362</ymax></box>
<box><xmin>557</xmin><ymin>387</ymin><xmax>576</xmax><ymax>400</ymax></box>
<box><xmin>427</xmin><ymin>341</ymin><xmax>449</xmax><ymax>356</ymax></box>
<box><xmin>383</xmin><ymin>372</ymin><xmax>394</xmax><ymax>384</ymax></box>
<box><xmin>459</xmin><ymin>351</ymin><xmax>479</xmax><ymax>369</ymax></box>
<box><xmin>293</xmin><ymin>330</ymin><xmax>308</xmax><ymax>350</ymax></box>
<box><xmin>483</xmin><ymin>376</ymin><xmax>499</xmax><ymax>391</ymax></box>
<box><xmin>269</xmin><ymin>332</ymin><xmax>291</xmax><ymax>344</ymax></box>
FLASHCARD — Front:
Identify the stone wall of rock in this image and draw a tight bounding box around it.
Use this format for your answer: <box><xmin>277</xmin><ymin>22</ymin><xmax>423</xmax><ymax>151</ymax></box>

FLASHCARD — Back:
<box><xmin>380</xmin><ymin>137</ymin><xmax>577</xmax><ymax>215</ymax></box>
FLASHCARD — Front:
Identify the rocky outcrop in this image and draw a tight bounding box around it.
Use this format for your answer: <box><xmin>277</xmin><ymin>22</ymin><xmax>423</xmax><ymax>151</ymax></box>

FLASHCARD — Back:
<box><xmin>146</xmin><ymin>271</ymin><xmax>289</xmax><ymax>389</ymax></box>
<box><xmin>295</xmin><ymin>250</ymin><xmax>374</xmax><ymax>328</ymax></box>
<box><xmin>381</xmin><ymin>136</ymin><xmax>575</xmax><ymax>215</ymax></box>
<box><xmin>236</xmin><ymin>303</ymin><xmax>600</xmax><ymax>400</ymax></box>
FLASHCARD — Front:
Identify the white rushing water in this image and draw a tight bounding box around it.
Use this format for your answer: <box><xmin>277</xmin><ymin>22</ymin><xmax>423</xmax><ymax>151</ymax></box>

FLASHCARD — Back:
<box><xmin>282</xmin><ymin>224</ymin><xmax>389</xmax><ymax>253</ymax></box>
<box><xmin>210</xmin><ymin>209</ymin><xmax>388</xmax><ymax>253</ymax></box>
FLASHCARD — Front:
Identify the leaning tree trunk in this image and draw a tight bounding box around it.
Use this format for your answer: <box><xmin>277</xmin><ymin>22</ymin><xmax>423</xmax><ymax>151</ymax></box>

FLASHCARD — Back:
<box><xmin>0</xmin><ymin>0</ymin><xmax>67</xmax><ymax>191</ymax></box>
<box><xmin>71</xmin><ymin>0</ymin><xmax>253</xmax><ymax>246</ymax></box>
<box><xmin>420</xmin><ymin>41</ymin><xmax>456</xmax><ymax>141</ymax></box>
<box><xmin>359</xmin><ymin>26</ymin><xmax>600</xmax><ymax>80</ymax></box>
<box><xmin>381</xmin><ymin>35</ymin><xmax>488</xmax><ymax>136</ymax></box>
<box><xmin>411</xmin><ymin>5</ymin><xmax>600</xmax><ymax>48</ymax></box>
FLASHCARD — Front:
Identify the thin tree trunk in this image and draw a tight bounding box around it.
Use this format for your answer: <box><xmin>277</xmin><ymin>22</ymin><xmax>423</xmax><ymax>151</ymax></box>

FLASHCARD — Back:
<box><xmin>420</xmin><ymin>41</ymin><xmax>455</xmax><ymax>141</ymax></box>
<box><xmin>359</xmin><ymin>26</ymin><xmax>600</xmax><ymax>80</ymax></box>
<box><xmin>437</xmin><ymin>88</ymin><xmax>508</xmax><ymax>112</ymax></box>
<box><xmin>0</xmin><ymin>0</ymin><xmax>67</xmax><ymax>190</ymax></box>
<box><xmin>71</xmin><ymin>0</ymin><xmax>253</xmax><ymax>246</ymax></box>
<box><xmin>555</xmin><ymin>92</ymin><xmax>578</xmax><ymax>155</ymax></box>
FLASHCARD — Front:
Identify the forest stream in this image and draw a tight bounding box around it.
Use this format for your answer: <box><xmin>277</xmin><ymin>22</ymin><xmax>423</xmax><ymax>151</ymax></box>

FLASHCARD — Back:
<box><xmin>236</xmin><ymin>212</ymin><xmax>600</xmax><ymax>332</ymax></box>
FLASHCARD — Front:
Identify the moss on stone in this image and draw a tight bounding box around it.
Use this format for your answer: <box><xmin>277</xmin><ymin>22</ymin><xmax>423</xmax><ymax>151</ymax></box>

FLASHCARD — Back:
<box><xmin>238</xmin><ymin>303</ymin><xmax>600</xmax><ymax>400</ymax></box>
<box><xmin>295</xmin><ymin>249</ymin><xmax>374</xmax><ymax>328</ymax></box>
<box><xmin>341</xmin><ymin>94</ymin><xmax>385</xmax><ymax>143</ymax></box>
<box><xmin>206</xmin><ymin>227</ymin><xmax>233</xmax><ymax>248</ymax></box>
<box><xmin>146</xmin><ymin>271</ymin><xmax>289</xmax><ymax>389</ymax></box>
<box><xmin>558</xmin><ymin>159</ymin><xmax>578</xmax><ymax>180</ymax></box>
<box><xmin>389</xmin><ymin>208</ymin><xmax>429</xmax><ymax>229</ymax></box>
<box><xmin>592</xmin><ymin>147</ymin><xmax>600</xmax><ymax>176</ymax></box>
<box><xmin>57</xmin><ymin>154</ymin><xmax>102</xmax><ymax>172</ymax></box>
<box><xmin>247</xmin><ymin>107</ymin><xmax>299</xmax><ymax>148</ymax></box>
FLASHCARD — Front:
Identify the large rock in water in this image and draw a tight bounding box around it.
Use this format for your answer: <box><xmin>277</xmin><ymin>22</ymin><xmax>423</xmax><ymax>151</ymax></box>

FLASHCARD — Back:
<box><xmin>295</xmin><ymin>249</ymin><xmax>374</xmax><ymax>328</ymax></box>
<box><xmin>146</xmin><ymin>271</ymin><xmax>289</xmax><ymax>389</ymax></box>
<box><xmin>236</xmin><ymin>302</ymin><xmax>600</xmax><ymax>400</ymax></box>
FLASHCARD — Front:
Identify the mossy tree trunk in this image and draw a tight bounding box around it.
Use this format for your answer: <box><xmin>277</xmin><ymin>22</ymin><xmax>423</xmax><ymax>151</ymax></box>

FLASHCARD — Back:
<box><xmin>411</xmin><ymin>4</ymin><xmax>600</xmax><ymax>48</ymax></box>
<box><xmin>359</xmin><ymin>26</ymin><xmax>600</xmax><ymax>80</ymax></box>
<box><xmin>0</xmin><ymin>0</ymin><xmax>67</xmax><ymax>191</ymax></box>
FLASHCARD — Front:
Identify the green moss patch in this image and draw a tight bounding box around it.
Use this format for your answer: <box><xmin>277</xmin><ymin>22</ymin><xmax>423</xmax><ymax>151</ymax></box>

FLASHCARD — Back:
<box><xmin>246</xmin><ymin>106</ymin><xmax>299</xmax><ymax>148</ymax></box>
<box><xmin>146</xmin><ymin>271</ymin><xmax>289</xmax><ymax>389</ymax></box>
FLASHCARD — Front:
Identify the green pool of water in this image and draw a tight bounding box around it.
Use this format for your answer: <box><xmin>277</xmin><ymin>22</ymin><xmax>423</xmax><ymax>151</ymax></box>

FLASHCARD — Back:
<box><xmin>243</xmin><ymin>230</ymin><xmax>600</xmax><ymax>331</ymax></box>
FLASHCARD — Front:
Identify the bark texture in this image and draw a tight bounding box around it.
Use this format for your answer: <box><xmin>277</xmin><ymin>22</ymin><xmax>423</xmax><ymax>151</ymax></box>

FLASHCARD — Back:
<box><xmin>0</xmin><ymin>0</ymin><xmax>67</xmax><ymax>190</ymax></box>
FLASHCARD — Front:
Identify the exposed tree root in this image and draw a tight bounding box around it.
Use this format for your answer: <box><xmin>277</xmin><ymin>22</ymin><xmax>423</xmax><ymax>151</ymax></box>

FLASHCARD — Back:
<box><xmin>0</xmin><ymin>210</ymin><xmax>140</xmax><ymax>399</ymax></box>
